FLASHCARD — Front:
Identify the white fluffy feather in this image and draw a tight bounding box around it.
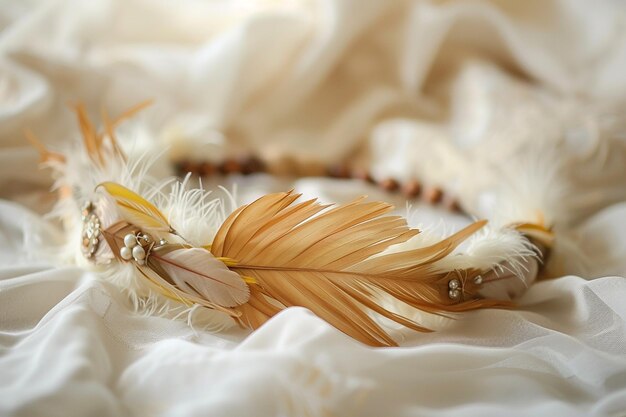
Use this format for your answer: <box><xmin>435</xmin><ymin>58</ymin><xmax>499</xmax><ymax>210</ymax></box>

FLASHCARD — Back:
<box><xmin>155</xmin><ymin>174</ymin><xmax>236</xmax><ymax>247</ymax></box>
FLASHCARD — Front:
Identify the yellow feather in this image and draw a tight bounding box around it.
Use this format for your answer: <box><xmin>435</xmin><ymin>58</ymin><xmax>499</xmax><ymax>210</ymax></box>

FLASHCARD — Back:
<box><xmin>99</xmin><ymin>182</ymin><xmax>173</xmax><ymax>232</ymax></box>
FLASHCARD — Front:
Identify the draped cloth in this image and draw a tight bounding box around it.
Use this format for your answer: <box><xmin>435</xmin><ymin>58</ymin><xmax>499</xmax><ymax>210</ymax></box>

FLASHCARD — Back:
<box><xmin>1</xmin><ymin>1</ymin><xmax>626</xmax><ymax>416</ymax></box>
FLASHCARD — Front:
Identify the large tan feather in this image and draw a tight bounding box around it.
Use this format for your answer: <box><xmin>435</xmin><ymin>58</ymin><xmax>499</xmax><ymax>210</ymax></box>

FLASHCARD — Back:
<box><xmin>212</xmin><ymin>191</ymin><xmax>511</xmax><ymax>347</ymax></box>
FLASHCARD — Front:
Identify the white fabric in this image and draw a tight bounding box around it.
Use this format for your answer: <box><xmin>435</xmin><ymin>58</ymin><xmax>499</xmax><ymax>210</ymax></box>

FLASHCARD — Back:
<box><xmin>1</xmin><ymin>1</ymin><xmax>626</xmax><ymax>416</ymax></box>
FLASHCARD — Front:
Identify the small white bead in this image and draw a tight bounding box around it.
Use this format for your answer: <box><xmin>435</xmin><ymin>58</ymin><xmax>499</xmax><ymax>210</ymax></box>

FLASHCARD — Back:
<box><xmin>448</xmin><ymin>289</ymin><xmax>460</xmax><ymax>299</ymax></box>
<box><xmin>132</xmin><ymin>245</ymin><xmax>146</xmax><ymax>260</ymax></box>
<box><xmin>448</xmin><ymin>279</ymin><xmax>460</xmax><ymax>290</ymax></box>
<box><xmin>120</xmin><ymin>246</ymin><xmax>132</xmax><ymax>261</ymax></box>
<box><xmin>124</xmin><ymin>234</ymin><xmax>138</xmax><ymax>248</ymax></box>
<box><xmin>474</xmin><ymin>275</ymin><xmax>483</xmax><ymax>285</ymax></box>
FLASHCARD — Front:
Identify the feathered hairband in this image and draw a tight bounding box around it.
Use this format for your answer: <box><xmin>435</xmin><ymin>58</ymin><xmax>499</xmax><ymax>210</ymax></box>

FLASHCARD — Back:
<box><xmin>27</xmin><ymin>103</ymin><xmax>554</xmax><ymax>347</ymax></box>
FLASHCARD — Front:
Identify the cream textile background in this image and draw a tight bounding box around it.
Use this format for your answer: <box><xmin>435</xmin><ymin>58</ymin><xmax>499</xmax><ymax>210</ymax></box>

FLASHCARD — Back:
<box><xmin>1</xmin><ymin>1</ymin><xmax>626</xmax><ymax>416</ymax></box>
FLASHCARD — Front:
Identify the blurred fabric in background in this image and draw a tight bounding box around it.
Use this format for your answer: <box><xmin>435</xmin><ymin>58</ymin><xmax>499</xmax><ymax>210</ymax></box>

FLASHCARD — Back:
<box><xmin>1</xmin><ymin>1</ymin><xmax>626</xmax><ymax>416</ymax></box>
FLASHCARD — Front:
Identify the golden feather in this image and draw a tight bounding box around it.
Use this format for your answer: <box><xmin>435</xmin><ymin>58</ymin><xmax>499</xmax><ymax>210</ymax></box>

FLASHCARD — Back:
<box><xmin>211</xmin><ymin>191</ymin><xmax>510</xmax><ymax>347</ymax></box>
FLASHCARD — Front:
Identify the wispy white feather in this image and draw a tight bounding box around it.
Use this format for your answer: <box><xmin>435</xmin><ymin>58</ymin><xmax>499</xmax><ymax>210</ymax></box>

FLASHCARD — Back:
<box><xmin>155</xmin><ymin>174</ymin><xmax>236</xmax><ymax>247</ymax></box>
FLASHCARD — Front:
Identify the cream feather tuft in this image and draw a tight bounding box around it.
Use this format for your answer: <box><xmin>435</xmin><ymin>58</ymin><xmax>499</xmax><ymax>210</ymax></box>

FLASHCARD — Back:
<box><xmin>154</xmin><ymin>174</ymin><xmax>236</xmax><ymax>247</ymax></box>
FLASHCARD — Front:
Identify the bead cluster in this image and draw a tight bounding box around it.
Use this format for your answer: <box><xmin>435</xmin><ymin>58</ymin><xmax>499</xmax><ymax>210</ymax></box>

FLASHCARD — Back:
<box><xmin>175</xmin><ymin>157</ymin><xmax>464</xmax><ymax>214</ymax></box>
<box><xmin>447</xmin><ymin>275</ymin><xmax>484</xmax><ymax>300</ymax></box>
<box><xmin>326</xmin><ymin>166</ymin><xmax>459</xmax><ymax>211</ymax></box>
<box><xmin>81</xmin><ymin>201</ymin><xmax>101</xmax><ymax>259</ymax></box>
<box><xmin>448</xmin><ymin>278</ymin><xmax>462</xmax><ymax>300</ymax></box>
<box><xmin>119</xmin><ymin>232</ymin><xmax>153</xmax><ymax>265</ymax></box>
<box><xmin>175</xmin><ymin>156</ymin><xmax>264</xmax><ymax>178</ymax></box>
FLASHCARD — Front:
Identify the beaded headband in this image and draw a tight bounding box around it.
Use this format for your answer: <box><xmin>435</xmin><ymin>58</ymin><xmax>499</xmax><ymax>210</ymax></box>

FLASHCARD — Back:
<box><xmin>27</xmin><ymin>103</ymin><xmax>554</xmax><ymax>347</ymax></box>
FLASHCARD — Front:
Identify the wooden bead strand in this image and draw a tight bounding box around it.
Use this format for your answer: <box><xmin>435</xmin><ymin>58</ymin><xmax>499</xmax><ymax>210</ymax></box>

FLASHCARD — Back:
<box><xmin>174</xmin><ymin>157</ymin><xmax>466</xmax><ymax>215</ymax></box>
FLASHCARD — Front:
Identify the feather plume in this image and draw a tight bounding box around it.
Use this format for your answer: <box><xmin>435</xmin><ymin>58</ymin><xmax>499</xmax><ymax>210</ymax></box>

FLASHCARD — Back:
<box><xmin>101</xmin><ymin>220</ymin><xmax>241</xmax><ymax>317</ymax></box>
<box><xmin>211</xmin><ymin>191</ymin><xmax>511</xmax><ymax>347</ymax></box>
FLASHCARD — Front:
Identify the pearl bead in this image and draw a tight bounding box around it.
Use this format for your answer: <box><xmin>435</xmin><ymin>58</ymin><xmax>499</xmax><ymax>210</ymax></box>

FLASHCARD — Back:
<box><xmin>124</xmin><ymin>234</ymin><xmax>137</xmax><ymax>248</ymax></box>
<box><xmin>120</xmin><ymin>247</ymin><xmax>132</xmax><ymax>261</ymax></box>
<box><xmin>448</xmin><ymin>289</ymin><xmax>461</xmax><ymax>299</ymax></box>
<box><xmin>448</xmin><ymin>279</ymin><xmax>460</xmax><ymax>290</ymax></box>
<box><xmin>474</xmin><ymin>275</ymin><xmax>483</xmax><ymax>285</ymax></box>
<box><xmin>132</xmin><ymin>245</ymin><xmax>146</xmax><ymax>260</ymax></box>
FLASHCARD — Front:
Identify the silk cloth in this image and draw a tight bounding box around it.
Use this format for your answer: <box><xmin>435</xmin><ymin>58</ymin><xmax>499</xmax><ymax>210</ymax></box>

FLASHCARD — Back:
<box><xmin>1</xmin><ymin>1</ymin><xmax>626</xmax><ymax>416</ymax></box>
